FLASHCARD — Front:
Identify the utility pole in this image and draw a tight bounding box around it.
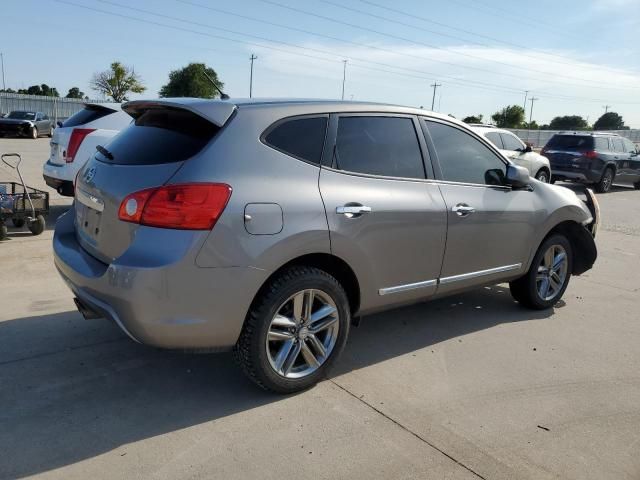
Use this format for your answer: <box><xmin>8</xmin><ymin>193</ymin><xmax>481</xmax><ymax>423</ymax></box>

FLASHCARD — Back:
<box><xmin>249</xmin><ymin>54</ymin><xmax>257</xmax><ymax>98</ymax></box>
<box><xmin>603</xmin><ymin>105</ymin><xmax>611</xmax><ymax>113</ymax></box>
<box><xmin>529</xmin><ymin>97</ymin><xmax>539</xmax><ymax>127</ymax></box>
<box><xmin>0</xmin><ymin>52</ymin><xmax>5</xmax><ymax>91</ymax></box>
<box><xmin>341</xmin><ymin>60</ymin><xmax>347</xmax><ymax>100</ymax></box>
<box><xmin>430</xmin><ymin>81</ymin><xmax>441</xmax><ymax>111</ymax></box>
<box><xmin>523</xmin><ymin>90</ymin><xmax>528</xmax><ymax>113</ymax></box>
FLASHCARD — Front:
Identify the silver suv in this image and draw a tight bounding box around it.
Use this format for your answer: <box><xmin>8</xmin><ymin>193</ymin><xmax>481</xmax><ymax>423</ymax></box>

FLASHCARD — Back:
<box><xmin>54</xmin><ymin>98</ymin><xmax>598</xmax><ymax>393</ymax></box>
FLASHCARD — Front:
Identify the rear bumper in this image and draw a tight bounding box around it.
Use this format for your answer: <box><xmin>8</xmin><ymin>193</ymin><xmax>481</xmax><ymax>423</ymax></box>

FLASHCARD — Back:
<box><xmin>53</xmin><ymin>208</ymin><xmax>268</xmax><ymax>350</ymax></box>
<box><xmin>43</xmin><ymin>161</ymin><xmax>75</xmax><ymax>196</ymax></box>
<box><xmin>550</xmin><ymin>165</ymin><xmax>602</xmax><ymax>183</ymax></box>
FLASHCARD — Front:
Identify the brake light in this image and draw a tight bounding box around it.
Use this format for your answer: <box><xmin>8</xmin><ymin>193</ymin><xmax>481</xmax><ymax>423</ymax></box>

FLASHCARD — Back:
<box><xmin>65</xmin><ymin>128</ymin><xmax>96</xmax><ymax>163</ymax></box>
<box><xmin>118</xmin><ymin>183</ymin><xmax>232</xmax><ymax>230</ymax></box>
<box><xmin>583</xmin><ymin>150</ymin><xmax>598</xmax><ymax>159</ymax></box>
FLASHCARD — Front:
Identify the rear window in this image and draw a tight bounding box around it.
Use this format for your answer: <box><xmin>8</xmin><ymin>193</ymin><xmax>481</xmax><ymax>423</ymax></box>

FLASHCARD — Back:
<box><xmin>263</xmin><ymin>116</ymin><xmax>327</xmax><ymax>165</ymax></box>
<box><xmin>545</xmin><ymin>135</ymin><xmax>594</xmax><ymax>151</ymax></box>
<box><xmin>96</xmin><ymin>107</ymin><xmax>220</xmax><ymax>165</ymax></box>
<box><xmin>62</xmin><ymin>106</ymin><xmax>115</xmax><ymax>127</ymax></box>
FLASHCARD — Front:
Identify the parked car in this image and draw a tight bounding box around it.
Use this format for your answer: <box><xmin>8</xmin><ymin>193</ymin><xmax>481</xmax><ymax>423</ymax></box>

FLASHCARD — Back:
<box><xmin>542</xmin><ymin>132</ymin><xmax>640</xmax><ymax>192</ymax></box>
<box><xmin>0</xmin><ymin>110</ymin><xmax>53</xmax><ymax>139</ymax></box>
<box><xmin>42</xmin><ymin>103</ymin><xmax>130</xmax><ymax>196</ymax></box>
<box><xmin>54</xmin><ymin>98</ymin><xmax>598</xmax><ymax>393</ymax></box>
<box><xmin>471</xmin><ymin>125</ymin><xmax>551</xmax><ymax>182</ymax></box>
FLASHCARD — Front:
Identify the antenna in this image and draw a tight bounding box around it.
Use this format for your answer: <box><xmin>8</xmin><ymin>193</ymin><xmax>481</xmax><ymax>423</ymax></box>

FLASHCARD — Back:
<box><xmin>201</xmin><ymin>68</ymin><xmax>229</xmax><ymax>100</ymax></box>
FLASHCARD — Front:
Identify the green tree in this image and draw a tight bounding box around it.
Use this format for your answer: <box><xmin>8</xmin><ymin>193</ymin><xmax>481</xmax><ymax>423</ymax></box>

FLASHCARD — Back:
<box><xmin>462</xmin><ymin>114</ymin><xmax>483</xmax><ymax>123</ymax></box>
<box><xmin>548</xmin><ymin>115</ymin><xmax>588</xmax><ymax>130</ymax></box>
<box><xmin>159</xmin><ymin>63</ymin><xmax>224</xmax><ymax>98</ymax></box>
<box><xmin>491</xmin><ymin>105</ymin><xmax>525</xmax><ymax>128</ymax></box>
<box><xmin>90</xmin><ymin>61</ymin><xmax>146</xmax><ymax>102</ymax></box>
<box><xmin>65</xmin><ymin>87</ymin><xmax>85</xmax><ymax>99</ymax></box>
<box><xmin>593</xmin><ymin>112</ymin><xmax>626</xmax><ymax>130</ymax></box>
<box><xmin>40</xmin><ymin>84</ymin><xmax>59</xmax><ymax>97</ymax></box>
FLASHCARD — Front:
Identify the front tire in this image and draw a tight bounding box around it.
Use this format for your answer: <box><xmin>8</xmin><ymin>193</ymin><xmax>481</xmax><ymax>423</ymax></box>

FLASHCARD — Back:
<box><xmin>595</xmin><ymin>167</ymin><xmax>614</xmax><ymax>193</ymax></box>
<box><xmin>31</xmin><ymin>127</ymin><xmax>38</xmax><ymax>139</ymax></box>
<box><xmin>235</xmin><ymin>266</ymin><xmax>350</xmax><ymax>394</ymax></box>
<box><xmin>510</xmin><ymin>234</ymin><xmax>572</xmax><ymax>310</ymax></box>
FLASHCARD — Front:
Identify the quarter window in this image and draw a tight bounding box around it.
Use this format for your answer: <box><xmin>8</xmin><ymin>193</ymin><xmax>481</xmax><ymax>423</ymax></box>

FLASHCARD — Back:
<box><xmin>425</xmin><ymin>120</ymin><xmax>506</xmax><ymax>186</ymax></box>
<box><xmin>485</xmin><ymin>132</ymin><xmax>503</xmax><ymax>148</ymax></box>
<box><xmin>500</xmin><ymin>132</ymin><xmax>525</xmax><ymax>151</ymax></box>
<box><xmin>264</xmin><ymin>116</ymin><xmax>328</xmax><ymax>165</ymax></box>
<box><xmin>334</xmin><ymin>116</ymin><xmax>425</xmax><ymax>179</ymax></box>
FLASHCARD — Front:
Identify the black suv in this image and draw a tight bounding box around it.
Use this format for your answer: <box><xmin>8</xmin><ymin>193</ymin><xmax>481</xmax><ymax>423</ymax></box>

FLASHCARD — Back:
<box><xmin>542</xmin><ymin>132</ymin><xmax>640</xmax><ymax>193</ymax></box>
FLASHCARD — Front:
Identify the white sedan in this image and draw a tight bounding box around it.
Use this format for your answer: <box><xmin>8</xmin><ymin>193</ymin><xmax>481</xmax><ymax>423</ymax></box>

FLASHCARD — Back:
<box><xmin>471</xmin><ymin>125</ymin><xmax>552</xmax><ymax>182</ymax></box>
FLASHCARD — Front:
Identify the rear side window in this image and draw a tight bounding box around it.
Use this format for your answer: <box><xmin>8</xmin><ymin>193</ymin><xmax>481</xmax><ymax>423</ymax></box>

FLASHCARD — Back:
<box><xmin>500</xmin><ymin>132</ymin><xmax>524</xmax><ymax>151</ymax></box>
<box><xmin>96</xmin><ymin>107</ymin><xmax>219</xmax><ymax>165</ymax></box>
<box><xmin>62</xmin><ymin>106</ymin><xmax>115</xmax><ymax>127</ymax></box>
<box><xmin>335</xmin><ymin>116</ymin><xmax>425</xmax><ymax>179</ymax></box>
<box><xmin>594</xmin><ymin>137</ymin><xmax>609</xmax><ymax>151</ymax></box>
<box><xmin>264</xmin><ymin>116</ymin><xmax>327</xmax><ymax>165</ymax></box>
<box><xmin>484</xmin><ymin>132</ymin><xmax>503</xmax><ymax>148</ymax></box>
<box><xmin>545</xmin><ymin>135</ymin><xmax>594</xmax><ymax>151</ymax></box>
<box><xmin>611</xmin><ymin>138</ymin><xmax>625</xmax><ymax>152</ymax></box>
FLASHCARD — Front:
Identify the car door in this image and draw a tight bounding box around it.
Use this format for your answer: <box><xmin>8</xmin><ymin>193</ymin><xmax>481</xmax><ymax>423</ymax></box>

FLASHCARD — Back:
<box><xmin>319</xmin><ymin>113</ymin><xmax>448</xmax><ymax>313</ymax></box>
<box><xmin>611</xmin><ymin>137</ymin><xmax>631</xmax><ymax>184</ymax></box>
<box><xmin>42</xmin><ymin>114</ymin><xmax>51</xmax><ymax>134</ymax></box>
<box><xmin>500</xmin><ymin>131</ymin><xmax>533</xmax><ymax>174</ymax></box>
<box><xmin>421</xmin><ymin>119</ymin><xmax>537</xmax><ymax>295</ymax></box>
<box><xmin>622</xmin><ymin>138</ymin><xmax>640</xmax><ymax>184</ymax></box>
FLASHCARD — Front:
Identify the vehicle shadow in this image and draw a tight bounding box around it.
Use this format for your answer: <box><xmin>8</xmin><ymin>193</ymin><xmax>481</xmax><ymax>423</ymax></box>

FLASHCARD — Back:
<box><xmin>0</xmin><ymin>285</ymin><xmax>555</xmax><ymax>478</ymax></box>
<box><xmin>1</xmin><ymin>203</ymin><xmax>70</xmax><ymax>240</ymax></box>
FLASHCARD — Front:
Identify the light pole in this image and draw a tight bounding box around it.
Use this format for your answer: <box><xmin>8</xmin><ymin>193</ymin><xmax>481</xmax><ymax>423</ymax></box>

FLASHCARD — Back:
<box><xmin>249</xmin><ymin>54</ymin><xmax>257</xmax><ymax>98</ymax></box>
<box><xmin>0</xmin><ymin>52</ymin><xmax>5</xmax><ymax>91</ymax></box>
<box><xmin>341</xmin><ymin>60</ymin><xmax>347</xmax><ymax>100</ymax></box>
<box><xmin>603</xmin><ymin>105</ymin><xmax>611</xmax><ymax>114</ymax></box>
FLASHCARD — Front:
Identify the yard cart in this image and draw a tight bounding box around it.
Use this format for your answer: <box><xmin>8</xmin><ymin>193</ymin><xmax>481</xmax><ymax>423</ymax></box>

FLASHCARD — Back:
<box><xmin>0</xmin><ymin>153</ymin><xmax>49</xmax><ymax>240</ymax></box>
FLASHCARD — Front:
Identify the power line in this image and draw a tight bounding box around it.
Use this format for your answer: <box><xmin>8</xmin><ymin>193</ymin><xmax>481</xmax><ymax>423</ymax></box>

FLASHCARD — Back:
<box><xmin>263</xmin><ymin>0</ymin><xmax>637</xmax><ymax>90</ymax></box>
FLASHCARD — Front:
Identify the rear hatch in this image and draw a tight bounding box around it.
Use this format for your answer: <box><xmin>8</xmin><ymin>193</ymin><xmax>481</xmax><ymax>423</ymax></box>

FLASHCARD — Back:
<box><xmin>49</xmin><ymin>104</ymin><xmax>119</xmax><ymax>166</ymax></box>
<box><xmin>543</xmin><ymin>135</ymin><xmax>594</xmax><ymax>169</ymax></box>
<box><xmin>73</xmin><ymin>100</ymin><xmax>236</xmax><ymax>264</ymax></box>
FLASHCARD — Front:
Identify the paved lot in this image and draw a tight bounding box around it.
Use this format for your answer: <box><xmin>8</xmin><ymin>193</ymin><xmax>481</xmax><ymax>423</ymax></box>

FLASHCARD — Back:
<box><xmin>1</xmin><ymin>137</ymin><xmax>639</xmax><ymax>480</ymax></box>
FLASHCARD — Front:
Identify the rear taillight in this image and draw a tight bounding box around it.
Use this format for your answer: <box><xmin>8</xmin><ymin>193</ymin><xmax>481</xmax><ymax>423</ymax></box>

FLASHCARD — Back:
<box><xmin>583</xmin><ymin>150</ymin><xmax>598</xmax><ymax>159</ymax></box>
<box><xmin>65</xmin><ymin>128</ymin><xmax>96</xmax><ymax>163</ymax></box>
<box><xmin>540</xmin><ymin>148</ymin><xmax>547</xmax><ymax>156</ymax></box>
<box><xmin>118</xmin><ymin>183</ymin><xmax>232</xmax><ymax>230</ymax></box>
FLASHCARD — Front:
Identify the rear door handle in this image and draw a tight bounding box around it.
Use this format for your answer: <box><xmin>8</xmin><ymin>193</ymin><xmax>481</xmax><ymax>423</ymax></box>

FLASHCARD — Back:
<box><xmin>452</xmin><ymin>203</ymin><xmax>475</xmax><ymax>217</ymax></box>
<box><xmin>336</xmin><ymin>205</ymin><xmax>372</xmax><ymax>218</ymax></box>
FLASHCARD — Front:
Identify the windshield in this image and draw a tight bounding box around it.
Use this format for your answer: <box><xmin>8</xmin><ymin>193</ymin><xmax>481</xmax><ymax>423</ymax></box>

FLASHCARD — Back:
<box><xmin>7</xmin><ymin>111</ymin><xmax>36</xmax><ymax>120</ymax></box>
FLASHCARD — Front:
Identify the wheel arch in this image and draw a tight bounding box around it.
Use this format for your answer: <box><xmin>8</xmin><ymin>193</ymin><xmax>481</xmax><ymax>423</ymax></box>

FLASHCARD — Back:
<box><xmin>540</xmin><ymin>220</ymin><xmax>597</xmax><ymax>275</ymax></box>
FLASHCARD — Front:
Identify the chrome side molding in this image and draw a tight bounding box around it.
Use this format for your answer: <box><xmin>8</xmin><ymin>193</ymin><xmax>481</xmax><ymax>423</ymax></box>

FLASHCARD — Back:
<box><xmin>379</xmin><ymin>279</ymin><xmax>437</xmax><ymax>296</ymax></box>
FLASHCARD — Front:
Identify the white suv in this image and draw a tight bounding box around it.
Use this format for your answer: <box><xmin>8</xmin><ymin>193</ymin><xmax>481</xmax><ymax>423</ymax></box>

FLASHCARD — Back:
<box><xmin>470</xmin><ymin>125</ymin><xmax>551</xmax><ymax>182</ymax></box>
<box><xmin>43</xmin><ymin>103</ymin><xmax>131</xmax><ymax>196</ymax></box>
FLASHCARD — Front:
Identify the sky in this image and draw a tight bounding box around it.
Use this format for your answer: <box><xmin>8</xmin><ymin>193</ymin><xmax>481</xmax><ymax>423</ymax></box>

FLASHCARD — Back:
<box><xmin>2</xmin><ymin>0</ymin><xmax>640</xmax><ymax>126</ymax></box>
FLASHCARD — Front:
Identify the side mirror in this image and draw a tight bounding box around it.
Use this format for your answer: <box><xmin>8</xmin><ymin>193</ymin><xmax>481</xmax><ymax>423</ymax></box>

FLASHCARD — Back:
<box><xmin>524</xmin><ymin>144</ymin><xmax>533</xmax><ymax>153</ymax></box>
<box><xmin>506</xmin><ymin>164</ymin><xmax>530</xmax><ymax>188</ymax></box>
<box><xmin>57</xmin><ymin>121</ymin><xmax>63</xmax><ymax>128</ymax></box>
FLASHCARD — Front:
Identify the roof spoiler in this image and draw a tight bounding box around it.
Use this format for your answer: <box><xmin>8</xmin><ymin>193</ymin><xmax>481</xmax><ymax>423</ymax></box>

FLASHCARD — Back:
<box><xmin>122</xmin><ymin>98</ymin><xmax>237</xmax><ymax>128</ymax></box>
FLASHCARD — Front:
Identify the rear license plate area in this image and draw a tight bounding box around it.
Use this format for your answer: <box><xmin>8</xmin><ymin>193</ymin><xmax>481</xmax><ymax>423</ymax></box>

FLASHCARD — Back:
<box><xmin>76</xmin><ymin>202</ymin><xmax>103</xmax><ymax>244</ymax></box>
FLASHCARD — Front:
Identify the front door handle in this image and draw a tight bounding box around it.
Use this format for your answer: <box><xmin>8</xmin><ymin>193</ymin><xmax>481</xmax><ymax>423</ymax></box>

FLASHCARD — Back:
<box><xmin>452</xmin><ymin>203</ymin><xmax>475</xmax><ymax>217</ymax></box>
<box><xmin>336</xmin><ymin>205</ymin><xmax>372</xmax><ymax>218</ymax></box>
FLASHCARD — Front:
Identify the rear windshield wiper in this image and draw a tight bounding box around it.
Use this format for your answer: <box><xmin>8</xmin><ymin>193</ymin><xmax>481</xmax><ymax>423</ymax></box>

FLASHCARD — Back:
<box><xmin>96</xmin><ymin>145</ymin><xmax>114</xmax><ymax>160</ymax></box>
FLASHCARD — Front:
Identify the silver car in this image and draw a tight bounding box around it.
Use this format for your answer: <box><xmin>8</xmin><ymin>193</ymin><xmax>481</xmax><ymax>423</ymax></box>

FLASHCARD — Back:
<box><xmin>54</xmin><ymin>98</ymin><xmax>598</xmax><ymax>393</ymax></box>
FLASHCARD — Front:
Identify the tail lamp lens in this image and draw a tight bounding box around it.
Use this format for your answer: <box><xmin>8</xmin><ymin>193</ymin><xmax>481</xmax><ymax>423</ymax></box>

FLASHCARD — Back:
<box><xmin>65</xmin><ymin>128</ymin><xmax>96</xmax><ymax>163</ymax></box>
<box><xmin>584</xmin><ymin>150</ymin><xmax>598</xmax><ymax>159</ymax></box>
<box><xmin>118</xmin><ymin>183</ymin><xmax>232</xmax><ymax>230</ymax></box>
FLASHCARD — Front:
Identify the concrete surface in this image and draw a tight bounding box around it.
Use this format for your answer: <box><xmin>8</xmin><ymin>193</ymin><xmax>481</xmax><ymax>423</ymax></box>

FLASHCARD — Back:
<box><xmin>1</xmin><ymin>137</ymin><xmax>639</xmax><ymax>480</ymax></box>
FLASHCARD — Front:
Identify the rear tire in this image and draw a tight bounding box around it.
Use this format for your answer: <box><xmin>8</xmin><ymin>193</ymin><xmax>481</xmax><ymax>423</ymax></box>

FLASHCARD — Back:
<box><xmin>535</xmin><ymin>169</ymin><xmax>550</xmax><ymax>183</ymax></box>
<box><xmin>0</xmin><ymin>224</ymin><xmax>7</xmax><ymax>240</ymax></box>
<box><xmin>510</xmin><ymin>234</ymin><xmax>573</xmax><ymax>310</ymax></box>
<box><xmin>235</xmin><ymin>266</ymin><xmax>350</xmax><ymax>394</ymax></box>
<box><xmin>47</xmin><ymin>128</ymin><xmax>53</xmax><ymax>138</ymax></box>
<box><xmin>595</xmin><ymin>167</ymin><xmax>614</xmax><ymax>193</ymax></box>
<box><xmin>12</xmin><ymin>218</ymin><xmax>25</xmax><ymax>228</ymax></box>
<box><xmin>28</xmin><ymin>215</ymin><xmax>46</xmax><ymax>235</ymax></box>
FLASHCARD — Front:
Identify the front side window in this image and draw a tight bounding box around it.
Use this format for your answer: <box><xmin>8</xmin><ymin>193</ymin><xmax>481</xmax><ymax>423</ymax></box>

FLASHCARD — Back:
<box><xmin>623</xmin><ymin>138</ymin><xmax>637</xmax><ymax>154</ymax></box>
<box><xmin>425</xmin><ymin>120</ymin><xmax>506</xmax><ymax>186</ymax></box>
<box><xmin>501</xmin><ymin>132</ymin><xmax>525</xmax><ymax>151</ymax></box>
<box><xmin>264</xmin><ymin>116</ymin><xmax>327</xmax><ymax>165</ymax></box>
<box><xmin>612</xmin><ymin>138</ymin><xmax>625</xmax><ymax>153</ymax></box>
<box><xmin>484</xmin><ymin>132</ymin><xmax>503</xmax><ymax>149</ymax></box>
<box><xmin>335</xmin><ymin>116</ymin><xmax>425</xmax><ymax>179</ymax></box>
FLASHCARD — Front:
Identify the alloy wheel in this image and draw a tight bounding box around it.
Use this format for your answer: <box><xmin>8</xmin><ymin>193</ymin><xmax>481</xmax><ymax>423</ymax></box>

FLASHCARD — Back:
<box><xmin>266</xmin><ymin>289</ymin><xmax>340</xmax><ymax>379</ymax></box>
<box><xmin>536</xmin><ymin>245</ymin><xmax>568</xmax><ymax>301</ymax></box>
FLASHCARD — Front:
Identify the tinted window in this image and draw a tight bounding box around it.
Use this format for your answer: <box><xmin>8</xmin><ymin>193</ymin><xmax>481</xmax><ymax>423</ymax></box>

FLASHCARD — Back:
<box><xmin>335</xmin><ymin>116</ymin><xmax>424</xmax><ymax>179</ymax></box>
<box><xmin>62</xmin><ymin>106</ymin><xmax>115</xmax><ymax>128</ymax></box>
<box><xmin>545</xmin><ymin>135</ymin><xmax>594</xmax><ymax>151</ymax></box>
<box><xmin>594</xmin><ymin>137</ymin><xmax>609</xmax><ymax>151</ymax></box>
<box><xmin>426</xmin><ymin>120</ymin><xmax>506</xmax><ymax>186</ymax></box>
<box><xmin>264</xmin><ymin>116</ymin><xmax>327</xmax><ymax>165</ymax></box>
<box><xmin>612</xmin><ymin>138</ymin><xmax>625</xmax><ymax>153</ymax></box>
<box><xmin>96</xmin><ymin>107</ymin><xmax>219</xmax><ymax>165</ymax></box>
<box><xmin>484</xmin><ymin>132</ymin><xmax>503</xmax><ymax>148</ymax></box>
<box><xmin>501</xmin><ymin>132</ymin><xmax>524</xmax><ymax>151</ymax></box>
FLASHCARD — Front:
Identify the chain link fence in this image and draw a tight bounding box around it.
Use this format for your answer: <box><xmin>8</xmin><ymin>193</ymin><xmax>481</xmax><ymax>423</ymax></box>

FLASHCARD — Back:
<box><xmin>0</xmin><ymin>92</ymin><xmax>112</xmax><ymax>125</ymax></box>
<box><xmin>508</xmin><ymin>128</ymin><xmax>640</xmax><ymax>148</ymax></box>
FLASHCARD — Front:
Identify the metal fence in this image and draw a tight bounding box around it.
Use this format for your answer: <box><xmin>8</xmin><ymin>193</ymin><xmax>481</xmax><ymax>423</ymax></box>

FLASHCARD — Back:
<box><xmin>508</xmin><ymin>128</ymin><xmax>640</xmax><ymax>148</ymax></box>
<box><xmin>0</xmin><ymin>92</ymin><xmax>111</xmax><ymax>124</ymax></box>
